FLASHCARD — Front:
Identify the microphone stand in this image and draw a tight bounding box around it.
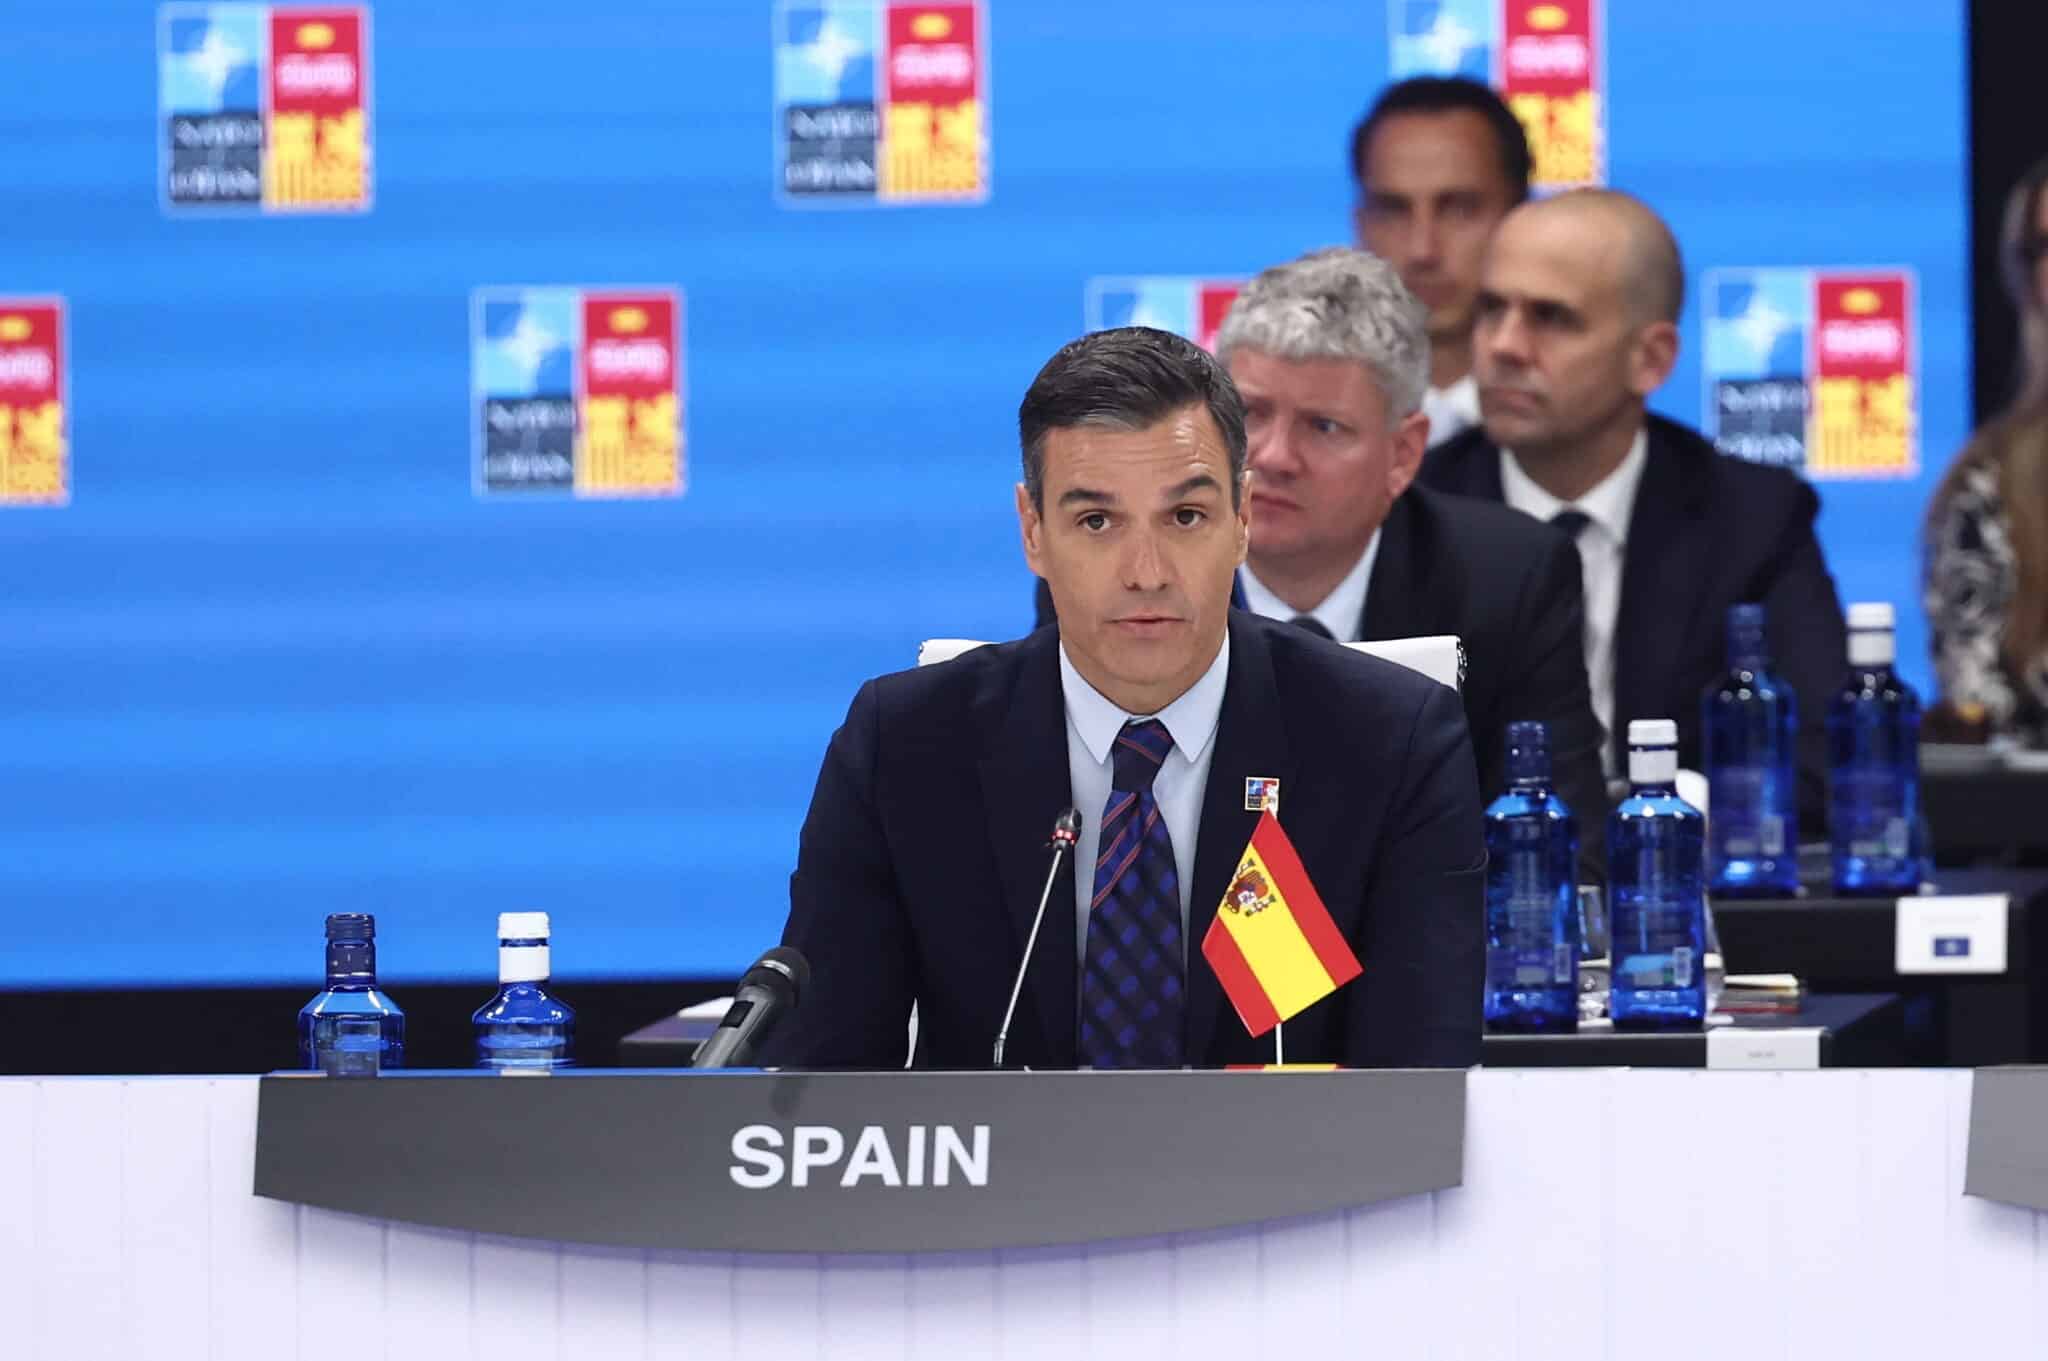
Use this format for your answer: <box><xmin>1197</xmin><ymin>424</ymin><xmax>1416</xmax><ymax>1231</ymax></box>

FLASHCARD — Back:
<box><xmin>992</xmin><ymin>810</ymin><xmax>1080</xmax><ymax>1068</ymax></box>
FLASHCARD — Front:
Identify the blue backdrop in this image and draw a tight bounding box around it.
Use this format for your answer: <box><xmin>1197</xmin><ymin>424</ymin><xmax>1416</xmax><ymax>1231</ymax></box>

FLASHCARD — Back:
<box><xmin>1</xmin><ymin>1</ymin><xmax>1967</xmax><ymax>986</ymax></box>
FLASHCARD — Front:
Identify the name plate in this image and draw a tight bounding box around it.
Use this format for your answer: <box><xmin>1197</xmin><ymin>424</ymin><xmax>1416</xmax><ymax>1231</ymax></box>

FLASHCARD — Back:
<box><xmin>1706</xmin><ymin>1026</ymin><xmax>1822</xmax><ymax>1070</ymax></box>
<box><xmin>1895</xmin><ymin>894</ymin><xmax>2009</xmax><ymax>975</ymax></box>
<box><xmin>254</xmin><ymin>1068</ymin><xmax>1464</xmax><ymax>1253</ymax></box>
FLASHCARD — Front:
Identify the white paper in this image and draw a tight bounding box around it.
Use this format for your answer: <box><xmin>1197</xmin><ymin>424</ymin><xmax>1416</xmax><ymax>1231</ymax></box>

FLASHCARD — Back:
<box><xmin>1706</xmin><ymin>1026</ymin><xmax>1823</xmax><ymax>1070</ymax></box>
<box><xmin>1895</xmin><ymin>893</ymin><xmax>2009</xmax><ymax>974</ymax></box>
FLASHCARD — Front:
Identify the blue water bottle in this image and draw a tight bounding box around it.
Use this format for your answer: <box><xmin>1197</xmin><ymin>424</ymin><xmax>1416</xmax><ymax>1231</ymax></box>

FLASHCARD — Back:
<box><xmin>1702</xmin><ymin>603</ymin><xmax>1799</xmax><ymax>897</ymax></box>
<box><xmin>298</xmin><ymin>912</ymin><xmax>405</xmax><ymax>1075</ymax></box>
<box><xmin>1829</xmin><ymin>602</ymin><xmax>1923</xmax><ymax>895</ymax></box>
<box><xmin>474</xmin><ymin>911</ymin><xmax>576</xmax><ymax>1069</ymax></box>
<box><xmin>1483</xmin><ymin>721</ymin><xmax>1580</xmax><ymax>1032</ymax></box>
<box><xmin>1608</xmin><ymin>719</ymin><xmax>1709</xmax><ymax>1029</ymax></box>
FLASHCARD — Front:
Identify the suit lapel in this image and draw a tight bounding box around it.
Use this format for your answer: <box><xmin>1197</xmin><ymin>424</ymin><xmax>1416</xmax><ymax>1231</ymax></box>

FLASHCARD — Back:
<box><xmin>1424</xmin><ymin>432</ymin><xmax>1507</xmax><ymax>502</ymax></box>
<box><xmin>1612</xmin><ymin>422</ymin><xmax>1711</xmax><ymax>761</ymax></box>
<box><xmin>976</xmin><ymin>633</ymin><xmax>1079</xmax><ymax>1066</ymax></box>
<box><xmin>1186</xmin><ymin>613</ymin><xmax>1296</xmax><ymax>1061</ymax></box>
<box><xmin>1358</xmin><ymin>493</ymin><xmax>1419</xmax><ymax>642</ymax></box>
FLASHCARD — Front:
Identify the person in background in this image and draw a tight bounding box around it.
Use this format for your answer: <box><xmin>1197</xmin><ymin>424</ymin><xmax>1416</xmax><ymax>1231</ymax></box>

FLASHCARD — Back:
<box><xmin>1350</xmin><ymin>76</ymin><xmax>1531</xmax><ymax>448</ymax></box>
<box><xmin>1925</xmin><ymin>155</ymin><xmax>2048</xmax><ymax>747</ymax></box>
<box><xmin>1034</xmin><ymin>250</ymin><xmax>1607</xmax><ymax>872</ymax></box>
<box><xmin>1419</xmin><ymin>189</ymin><xmax>1848</xmax><ymax>826</ymax></box>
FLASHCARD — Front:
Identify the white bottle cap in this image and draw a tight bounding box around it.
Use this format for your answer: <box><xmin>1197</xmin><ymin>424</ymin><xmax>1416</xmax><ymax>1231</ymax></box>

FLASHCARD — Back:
<box><xmin>497</xmin><ymin>912</ymin><xmax>552</xmax><ymax>983</ymax></box>
<box><xmin>498</xmin><ymin>911</ymin><xmax>550</xmax><ymax>940</ymax></box>
<box><xmin>1628</xmin><ymin>718</ymin><xmax>1678</xmax><ymax>747</ymax></box>
<box><xmin>1846</xmin><ymin>602</ymin><xmax>1896</xmax><ymax>667</ymax></box>
<box><xmin>1627</xmin><ymin>718</ymin><xmax>1678</xmax><ymax>785</ymax></box>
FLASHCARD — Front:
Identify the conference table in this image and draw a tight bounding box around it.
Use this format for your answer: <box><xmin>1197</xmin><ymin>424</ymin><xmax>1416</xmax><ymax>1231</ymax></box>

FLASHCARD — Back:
<box><xmin>8</xmin><ymin>1066</ymin><xmax>2048</xmax><ymax>1359</ymax></box>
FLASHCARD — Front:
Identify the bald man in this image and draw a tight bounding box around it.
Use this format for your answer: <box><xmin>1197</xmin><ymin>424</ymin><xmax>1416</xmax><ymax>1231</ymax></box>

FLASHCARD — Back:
<box><xmin>1419</xmin><ymin>189</ymin><xmax>1847</xmax><ymax>830</ymax></box>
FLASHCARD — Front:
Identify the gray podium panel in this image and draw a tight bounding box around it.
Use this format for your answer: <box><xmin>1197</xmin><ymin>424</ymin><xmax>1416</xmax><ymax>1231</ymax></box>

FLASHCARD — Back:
<box><xmin>1965</xmin><ymin>1066</ymin><xmax>2048</xmax><ymax>1210</ymax></box>
<box><xmin>254</xmin><ymin>1068</ymin><xmax>1464</xmax><ymax>1253</ymax></box>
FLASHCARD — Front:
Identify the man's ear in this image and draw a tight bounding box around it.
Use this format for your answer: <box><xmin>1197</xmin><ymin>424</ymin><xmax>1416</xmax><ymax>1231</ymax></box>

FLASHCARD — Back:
<box><xmin>1235</xmin><ymin>469</ymin><xmax>1253</xmax><ymax>566</ymax></box>
<box><xmin>1385</xmin><ymin>409</ymin><xmax>1430</xmax><ymax>500</ymax></box>
<box><xmin>1017</xmin><ymin>482</ymin><xmax>1046</xmax><ymax>577</ymax></box>
<box><xmin>1629</xmin><ymin>319</ymin><xmax>1680</xmax><ymax>398</ymax></box>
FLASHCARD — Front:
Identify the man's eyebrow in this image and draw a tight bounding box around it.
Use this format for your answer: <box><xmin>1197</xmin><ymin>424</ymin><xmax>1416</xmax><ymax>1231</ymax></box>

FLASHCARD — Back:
<box><xmin>1056</xmin><ymin>486</ymin><xmax>1115</xmax><ymax>508</ymax></box>
<box><xmin>1165</xmin><ymin>473</ymin><xmax>1224</xmax><ymax>500</ymax></box>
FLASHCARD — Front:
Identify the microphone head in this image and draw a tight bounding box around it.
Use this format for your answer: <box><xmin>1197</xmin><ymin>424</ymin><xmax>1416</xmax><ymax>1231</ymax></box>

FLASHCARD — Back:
<box><xmin>743</xmin><ymin>945</ymin><xmax>811</xmax><ymax>1006</ymax></box>
<box><xmin>1051</xmin><ymin>807</ymin><xmax>1081</xmax><ymax>846</ymax></box>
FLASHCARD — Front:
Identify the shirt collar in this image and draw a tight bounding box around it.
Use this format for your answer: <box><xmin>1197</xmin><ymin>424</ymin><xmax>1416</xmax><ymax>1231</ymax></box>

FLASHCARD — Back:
<box><xmin>1236</xmin><ymin>530</ymin><xmax>1381</xmax><ymax>642</ymax></box>
<box><xmin>1499</xmin><ymin>427</ymin><xmax>1649</xmax><ymax>544</ymax></box>
<box><xmin>1058</xmin><ymin>631</ymin><xmax>1231</xmax><ymax>767</ymax></box>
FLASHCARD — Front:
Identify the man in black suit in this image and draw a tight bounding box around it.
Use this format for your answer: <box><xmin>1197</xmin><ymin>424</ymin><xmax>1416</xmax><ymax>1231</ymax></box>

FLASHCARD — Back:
<box><xmin>1419</xmin><ymin>189</ymin><xmax>1847</xmax><ymax>823</ymax></box>
<box><xmin>1033</xmin><ymin>249</ymin><xmax>1607</xmax><ymax>868</ymax></box>
<box><xmin>771</xmin><ymin>327</ymin><xmax>1484</xmax><ymax>1070</ymax></box>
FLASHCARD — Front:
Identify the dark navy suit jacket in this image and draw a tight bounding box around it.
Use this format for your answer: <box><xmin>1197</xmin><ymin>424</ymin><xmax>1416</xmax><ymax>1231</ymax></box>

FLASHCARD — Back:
<box><xmin>764</xmin><ymin>610</ymin><xmax>1485</xmax><ymax>1070</ymax></box>
<box><xmin>1420</xmin><ymin>413</ymin><xmax>1848</xmax><ymax>828</ymax></box>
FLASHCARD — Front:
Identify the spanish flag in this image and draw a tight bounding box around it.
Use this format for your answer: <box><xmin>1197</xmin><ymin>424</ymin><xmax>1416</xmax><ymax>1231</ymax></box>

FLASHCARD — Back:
<box><xmin>1201</xmin><ymin>811</ymin><xmax>1361</xmax><ymax>1036</ymax></box>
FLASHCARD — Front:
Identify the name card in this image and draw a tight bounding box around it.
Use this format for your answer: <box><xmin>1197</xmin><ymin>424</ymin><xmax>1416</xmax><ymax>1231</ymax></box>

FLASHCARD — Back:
<box><xmin>1895</xmin><ymin>894</ymin><xmax>2009</xmax><ymax>975</ymax></box>
<box><xmin>1706</xmin><ymin>1027</ymin><xmax>1822</xmax><ymax>1070</ymax></box>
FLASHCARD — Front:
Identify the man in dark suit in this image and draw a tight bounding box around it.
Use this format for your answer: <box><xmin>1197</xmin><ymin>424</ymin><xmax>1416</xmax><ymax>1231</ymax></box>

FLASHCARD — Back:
<box><xmin>771</xmin><ymin>327</ymin><xmax>1484</xmax><ymax>1070</ymax></box>
<box><xmin>1418</xmin><ymin>189</ymin><xmax>1847</xmax><ymax>823</ymax></box>
<box><xmin>1034</xmin><ymin>249</ymin><xmax>1607</xmax><ymax>868</ymax></box>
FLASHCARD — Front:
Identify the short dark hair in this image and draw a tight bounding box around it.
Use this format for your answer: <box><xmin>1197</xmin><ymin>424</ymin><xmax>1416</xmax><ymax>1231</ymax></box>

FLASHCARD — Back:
<box><xmin>1017</xmin><ymin>327</ymin><xmax>1247</xmax><ymax>512</ymax></box>
<box><xmin>1349</xmin><ymin>76</ymin><xmax>1533</xmax><ymax>204</ymax></box>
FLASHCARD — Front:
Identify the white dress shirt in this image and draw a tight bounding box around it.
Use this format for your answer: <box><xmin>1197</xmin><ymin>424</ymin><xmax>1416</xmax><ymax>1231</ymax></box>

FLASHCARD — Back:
<box><xmin>1499</xmin><ymin>429</ymin><xmax>1649</xmax><ymax>773</ymax></box>
<box><xmin>1237</xmin><ymin>531</ymin><xmax>1382</xmax><ymax>643</ymax></box>
<box><xmin>1059</xmin><ymin>635</ymin><xmax>1230</xmax><ymax>975</ymax></box>
<box><xmin>1422</xmin><ymin>373</ymin><xmax>1480</xmax><ymax>448</ymax></box>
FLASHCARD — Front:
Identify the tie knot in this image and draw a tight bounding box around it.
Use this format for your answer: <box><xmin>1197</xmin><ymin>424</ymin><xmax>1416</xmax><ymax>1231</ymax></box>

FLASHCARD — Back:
<box><xmin>1549</xmin><ymin>508</ymin><xmax>1592</xmax><ymax>540</ymax></box>
<box><xmin>1289</xmin><ymin>615</ymin><xmax>1334</xmax><ymax>640</ymax></box>
<box><xmin>1111</xmin><ymin>719</ymin><xmax>1173</xmax><ymax>793</ymax></box>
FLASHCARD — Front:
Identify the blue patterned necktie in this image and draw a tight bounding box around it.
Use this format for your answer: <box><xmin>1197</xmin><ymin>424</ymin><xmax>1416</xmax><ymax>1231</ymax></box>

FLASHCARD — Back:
<box><xmin>1079</xmin><ymin>718</ymin><xmax>1185</xmax><ymax>1068</ymax></box>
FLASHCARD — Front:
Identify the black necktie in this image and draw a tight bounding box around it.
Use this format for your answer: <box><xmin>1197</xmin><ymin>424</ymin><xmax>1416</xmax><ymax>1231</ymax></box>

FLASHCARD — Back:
<box><xmin>1550</xmin><ymin>509</ymin><xmax>1592</xmax><ymax>540</ymax></box>
<box><xmin>1289</xmin><ymin>615</ymin><xmax>1334</xmax><ymax>640</ymax></box>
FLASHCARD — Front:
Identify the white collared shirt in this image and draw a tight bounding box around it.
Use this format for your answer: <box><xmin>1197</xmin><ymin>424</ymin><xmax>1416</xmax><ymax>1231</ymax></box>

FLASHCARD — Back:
<box><xmin>1499</xmin><ymin>429</ymin><xmax>1649</xmax><ymax>773</ymax></box>
<box><xmin>1059</xmin><ymin>634</ymin><xmax>1230</xmax><ymax>973</ymax></box>
<box><xmin>1423</xmin><ymin>373</ymin><xmax>1481</xmax><ymax>448</ymax></box>
<box><xmin>1237</xmin><ymin>531</ymin><xmax>1382</xmax><ymax>643</ymax></box>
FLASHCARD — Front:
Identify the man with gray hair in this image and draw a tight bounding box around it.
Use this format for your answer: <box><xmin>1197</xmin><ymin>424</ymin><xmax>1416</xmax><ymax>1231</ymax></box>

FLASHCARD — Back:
<box><xmin>1220</xmin><ymin>246</ymin><xmax>1608</xmax><ymax>865</ymax></box>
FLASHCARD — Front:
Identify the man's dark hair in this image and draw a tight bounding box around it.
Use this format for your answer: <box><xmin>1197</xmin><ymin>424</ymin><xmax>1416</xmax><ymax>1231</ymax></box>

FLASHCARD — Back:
<box><xmin>1017</xmin><ymin>327</ymin><xmax>1247</xmax><ymax>512</ymax></box>
<box><xmin>1349</xmin><ymin>76</ymin><xmax>1533</xmax><ymax>203</ymax></box>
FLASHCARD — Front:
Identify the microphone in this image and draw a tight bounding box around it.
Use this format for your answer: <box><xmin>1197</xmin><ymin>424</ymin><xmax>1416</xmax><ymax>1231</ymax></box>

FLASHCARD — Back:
<box><xmin>691</xmin><ymin>946</ymin><xmax>812</xmax><ymax>1069</ymax></box>
<box><xmin>992</xmin><ymin>808</ymin><xmax>1081</xmax><ymax>1068</ymax></box>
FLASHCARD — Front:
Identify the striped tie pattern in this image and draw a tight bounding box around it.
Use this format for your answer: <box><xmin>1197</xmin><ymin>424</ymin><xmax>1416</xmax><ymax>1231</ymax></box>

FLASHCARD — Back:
<box><xmin>1079</xmin><ymin>718</ymin><xmax>1185</xmax><ymax>1068</ymax></box>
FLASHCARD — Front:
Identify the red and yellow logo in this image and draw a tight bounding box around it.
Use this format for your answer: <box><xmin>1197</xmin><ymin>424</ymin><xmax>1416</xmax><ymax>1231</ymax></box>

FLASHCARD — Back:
<box><xmin>881</xmin><ymin>2</ymin><xmax>985</xmax><ymax>201</ymax></box>
<box><xmin>1501</xmin><ymin>0</ymin><xmax>1601</xmax><ymax>190</ymax></box>
<box><xmin>578</xmin><ymin>291</ymin><xmax>683</xmax><ymax>497</ymax></box>
<box><xmin>0</xmin><ymin>298</ymin><xmax>68</xmax><ymax>506</ymax></box>
<box><xmin>265</xmin><ymin>7</ymin><xmax>370</xmax><ymax>212</ymax></box>
<box><xmin>1811</xmin><ymin>273</ymin><xmax>1914</xmax><ymax>478</ymax></box>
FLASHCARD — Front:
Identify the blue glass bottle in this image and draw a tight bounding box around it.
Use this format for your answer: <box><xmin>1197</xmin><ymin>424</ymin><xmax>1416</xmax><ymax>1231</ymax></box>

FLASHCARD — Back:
<box><xmin>298</xmin><ymin>912</ymin><xmax>404</xmax><ymax>1076</ymax></box>
<box><xmin>1608</xmin><ymin>719</ymin><xmax>1709</xmax><ymax>1029</ymax></box>
<box><xmin>1702</xmin><ymin>603</ymin><xmax>1799</xmax><ymax>897</ymax></box>
<box><xmin>1483</xmin><ymin>721</ymin><xmax>1580</xmax><ymax>1033</ymax></box>
<box><xmin>474</xmin><ymin>911</ymin><xmax>575</xmax><ymax>1069</ymax></box>
<box><xmin>1829</xmin><ymin>602</ymin><xmax>1923</xmax><ymax>895</ymax></box>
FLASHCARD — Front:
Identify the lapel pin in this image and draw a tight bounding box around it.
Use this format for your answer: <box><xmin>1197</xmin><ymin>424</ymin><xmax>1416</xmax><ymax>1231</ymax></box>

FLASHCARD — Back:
<box><xmin>1244</xmin><ymin>777</ymin><xmax>1280</xmax><ymax>814</ymax></box>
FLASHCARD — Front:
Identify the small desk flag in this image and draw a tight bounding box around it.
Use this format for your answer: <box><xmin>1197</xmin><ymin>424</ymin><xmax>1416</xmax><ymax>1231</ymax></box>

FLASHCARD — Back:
<box><xmin>1201</xmin><ymin>810</ymin><xmax>1362</xmax><ymax>1037</ymax></box>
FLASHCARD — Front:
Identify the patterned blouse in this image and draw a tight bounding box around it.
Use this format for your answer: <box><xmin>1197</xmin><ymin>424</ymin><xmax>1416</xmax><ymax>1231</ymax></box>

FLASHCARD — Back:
<box><xmin>1924</xmin><ymin>457</ymin><xmax>2048</xmax><ymax>744</ymax></box>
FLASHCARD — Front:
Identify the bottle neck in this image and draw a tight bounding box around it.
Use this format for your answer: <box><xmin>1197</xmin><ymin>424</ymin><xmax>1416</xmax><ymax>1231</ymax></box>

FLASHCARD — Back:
<box><xmin>1629</xmin><ymin>746</ymin><xmax>1679</xmax><ymax>789</ymax></box>
<box><xmin>324</xmin><ymin>940</ymin><xmax>377</xmax><ymax>989</ymax></box>
<box><xmin>500</xmin><ymin>938</ymin><xmax>551</xmax><ymax>985</ymax></box>
<box><xmin>1508</xmin><ymin>774</ymin><xmax>1553</xmax><ymax>794</ymax></box>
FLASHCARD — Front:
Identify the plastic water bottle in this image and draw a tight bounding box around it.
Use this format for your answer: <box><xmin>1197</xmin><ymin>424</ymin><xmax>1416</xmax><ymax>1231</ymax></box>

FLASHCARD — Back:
<box><xmin>1702</xmin><ymin>603</ymin><xmax>1799</xmax><ymax>897</ymax></box>
<box><xmin>474</xmin><ymin>911</ymin><xmax>576</xmax><ymax>1069</ymax></box>
<box><xmin>1828</xmin><ymin>602</ymin><xmax>1923</xmax><ymax>896</ymax></box>
<box><xmin>1608</xmin><ymin>719</ymin><xmax>1708</xmax><ymax>1029</ymax></box>
<box><xmin>298</xmin><ymin>913</ymin><xmax>405</xmax><ymax>1075</ymax></box>
<box><xmin>1483</xmin><ymin>721</ymin><xmax>1580</xmax><ymax>1032</ymax></box>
